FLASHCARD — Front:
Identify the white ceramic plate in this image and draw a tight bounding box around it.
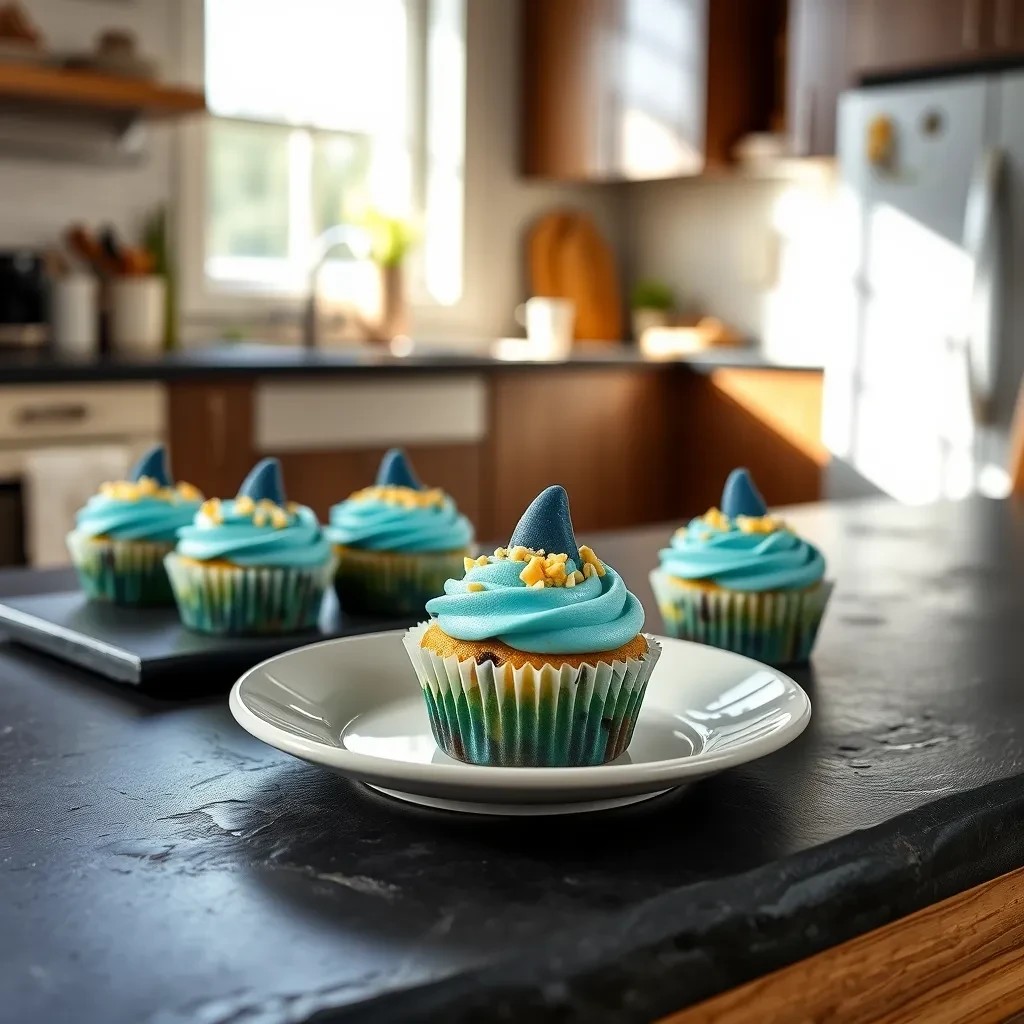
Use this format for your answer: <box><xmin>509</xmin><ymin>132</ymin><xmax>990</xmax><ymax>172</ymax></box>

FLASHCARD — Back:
<box><xmin>229</xmin><ymin>631</ymin><xmax>811</xmax><ymax>816</ymax></box>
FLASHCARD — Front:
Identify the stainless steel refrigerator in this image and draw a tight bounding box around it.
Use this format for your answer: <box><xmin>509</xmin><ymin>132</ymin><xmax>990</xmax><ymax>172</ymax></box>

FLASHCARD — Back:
<box><xmin>827</xmin><ymin>71</ymin><xmax>1024</xmax><ymax>502</ymax></box>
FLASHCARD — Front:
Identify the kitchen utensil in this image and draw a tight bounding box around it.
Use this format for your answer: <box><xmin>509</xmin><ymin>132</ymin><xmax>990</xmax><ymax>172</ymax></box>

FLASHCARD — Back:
<box><xmin>230</xmin><ymin>631</ymin><xmax>812</xmax><ymax>816</ymax></box>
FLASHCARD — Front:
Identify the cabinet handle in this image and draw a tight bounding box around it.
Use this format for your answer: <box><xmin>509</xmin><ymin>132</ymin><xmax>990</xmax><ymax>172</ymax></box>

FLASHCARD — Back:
<box><xmin>963</xmin><ymin>0</ymin><xmax>982</xmax><ymax>48</ymax></box>
<box><xmin>996</xmin><ymin>0</ymin><xmax>1015</xmax><ymax>46</ymax></box>
<box><xmin>16</xmin><ymin>403</ymin><xmax>88</xmax><ymax>426</ymax></box>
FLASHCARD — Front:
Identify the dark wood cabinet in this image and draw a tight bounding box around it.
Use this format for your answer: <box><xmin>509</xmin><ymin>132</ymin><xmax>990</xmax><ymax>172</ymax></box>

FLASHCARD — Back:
<box><xmin>167</xmin><ymin>381</ymin><xmax>255</xmax><ymax>500</ymax></box>
<box><xmin>165</xmin><ymin>368</ymin><xmax>824</xmax><ymax>543</ymax></box>
<box><xmin>848</xmin><ymin>0</ymin><xmax>1024</xmax><ymax>78</ymax></box>
<box><xmin>489</xmin><ymin>368</ymin><xmax>678</xmax><ymax>536</ymax></box>
<box><xmin>991</xmin><ymin>0</ymin><xmax>1024</xmax><ymax>50</ymax></box>
<box><xmin>849</xmin><ymin>0</ymin><xmax>988</xmax><ymax>77</ymax></box>
<box><xmin>522</xmin><ymin>0</ymin><xmax>783</xmax><ymax>180</ymax></box>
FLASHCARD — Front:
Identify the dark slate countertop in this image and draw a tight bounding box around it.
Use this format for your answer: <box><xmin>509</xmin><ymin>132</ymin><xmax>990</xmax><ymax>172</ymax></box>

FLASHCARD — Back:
<box><xmin>2</xmin><ymin>497</ymin><xmax>1022</xmax><ymax>1024</ymax></box>
<box><xmin>0</xmin><ymin>342</ymin><xmax>823</xmax><ymax>385</ymax></box>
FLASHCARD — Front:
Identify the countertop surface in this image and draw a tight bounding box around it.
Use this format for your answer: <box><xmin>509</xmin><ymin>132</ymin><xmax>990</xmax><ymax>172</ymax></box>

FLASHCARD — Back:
<box><xmin>3</xmin><ymin>497</ymin><xmax>1022</xmax><ymax>1023</ymax></box>
<box><xmin>0</xmin><ymin>342</ymin><xmax>823</xmax><ymax>384</ymax></box>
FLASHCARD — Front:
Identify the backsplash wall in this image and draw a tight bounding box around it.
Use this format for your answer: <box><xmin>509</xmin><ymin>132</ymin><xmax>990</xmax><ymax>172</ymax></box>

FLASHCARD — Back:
<box><xmin>622</xmin><ymin>173</ymin><xmax>839</xmax><ymax>363</ymax></box>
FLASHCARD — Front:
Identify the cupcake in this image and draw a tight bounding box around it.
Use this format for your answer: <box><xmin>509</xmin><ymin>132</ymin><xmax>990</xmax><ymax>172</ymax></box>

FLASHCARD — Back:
<box><xmin>165</xmin><ymin>458</ymin><xmax>334</xmax><ymax>635</ymax></box>
<box><xmin>403</xmin><ymin>485</ymin><xmax>661</xmax><ymax>767</ymax></box>
<box><xmin>326</xmin><ymin>448</ymin><xmax>474</xmax><ymax>616</ymax></box>
<box><xmin>66</xmin><ymin>445</ymin><xmax>203</xmax><ymax>606</ymax></box>
<box><xmin>650</xmin><ymin>468</ymin><xmax>831</xmax><ymax>664</ymax></box>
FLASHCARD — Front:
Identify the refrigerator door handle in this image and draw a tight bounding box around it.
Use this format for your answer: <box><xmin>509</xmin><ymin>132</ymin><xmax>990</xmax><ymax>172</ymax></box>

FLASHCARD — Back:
<box><xmin>962</xmin><ymin>147</ymin><xmax>1005</xmax><ymax>425</ymax></box>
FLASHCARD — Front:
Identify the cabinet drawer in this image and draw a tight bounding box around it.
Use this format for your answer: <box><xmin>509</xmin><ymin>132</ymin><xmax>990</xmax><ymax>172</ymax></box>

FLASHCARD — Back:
<box><xmin>254</xmin><ymin>376</ymin><xmax>487</xmax><ymax>451</ymax></box>
<box><xmin>0</xmin><ymin>384</ymin><xmax>165</xmax><ymax>443</ymax></box>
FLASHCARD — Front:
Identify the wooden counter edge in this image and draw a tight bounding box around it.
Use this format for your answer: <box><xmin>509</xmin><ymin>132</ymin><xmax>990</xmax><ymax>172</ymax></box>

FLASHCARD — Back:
<box><xmin>659</xmin><ymin>864</ymin><xmax>1024</xmax><ymax>1024</ymax></box>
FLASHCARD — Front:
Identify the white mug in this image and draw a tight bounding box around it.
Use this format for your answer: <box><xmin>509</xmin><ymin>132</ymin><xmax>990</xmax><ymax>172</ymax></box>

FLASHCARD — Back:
<box><xmin>514</xmin><ymin>297</ymin><xmax>575</xmax><ymax>358</ymax></box>
<box><xmin>50</xmin><ymin>275</ymin><xmax>99</xmax><ymax>357</ymax></box>
<box><xmin>110</xmin><ymin>275</ymin><xmax>166</xmax><ymax>356</ymax></box>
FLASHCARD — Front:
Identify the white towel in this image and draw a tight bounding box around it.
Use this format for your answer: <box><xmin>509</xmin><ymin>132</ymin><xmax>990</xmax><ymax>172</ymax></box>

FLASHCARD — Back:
<box><xmin>23</xmin><ymin>446</ymin><xmax>132</xmax><ymax>567</ymax></box>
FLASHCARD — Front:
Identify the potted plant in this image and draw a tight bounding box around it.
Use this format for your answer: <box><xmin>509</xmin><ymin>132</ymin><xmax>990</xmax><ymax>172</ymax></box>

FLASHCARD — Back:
<box><xmin>360</xmin><ymin>207</ymin><xmax>418</xmax><ymax>343</ymax></box>
<box><xmin>630</xmin><ymin>280</ymin><xmax>675</xmax><ymax>342</ymax></box>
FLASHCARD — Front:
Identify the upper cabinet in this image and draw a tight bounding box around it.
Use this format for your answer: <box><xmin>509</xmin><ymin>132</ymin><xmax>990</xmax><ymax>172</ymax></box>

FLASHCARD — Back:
<box><xmin>522</xmin><ymin>0</ymin><xmax>1024</xmax><ymax>178</ymax></box>
<box><xmin>521</xmin><ymin>0</ymin><xmax>783</xmax><ymax>181</ymax></box>
<box><xmin>850</xmin><ymin>0</ymin><xmax>1024</xmax><ymax>79</ymax></box>
<box><xmin>849</xmin><ymin>0</ymin><xmax>991</xmax><ymax>77</ymax></box>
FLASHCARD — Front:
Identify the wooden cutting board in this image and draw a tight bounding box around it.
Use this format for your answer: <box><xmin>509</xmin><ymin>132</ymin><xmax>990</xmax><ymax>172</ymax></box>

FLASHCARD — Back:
<box><xmin>526</xmin><ymin>210</ymin><xmax>622</xmax><ymax>341</ymax></box>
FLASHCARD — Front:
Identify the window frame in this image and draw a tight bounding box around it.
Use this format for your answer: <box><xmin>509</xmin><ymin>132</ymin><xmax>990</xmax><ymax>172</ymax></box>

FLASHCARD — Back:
<box><xmin>175</xmin><ymin>0</ymin><xmax>459</xmax><ymax>329</ymax></box>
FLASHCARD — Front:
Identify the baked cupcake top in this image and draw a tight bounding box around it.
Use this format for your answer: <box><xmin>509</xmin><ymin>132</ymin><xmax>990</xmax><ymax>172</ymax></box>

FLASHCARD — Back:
<box><xmin>176</xmin><ymin>458</ymin><xmax>331</xmax><ymax>568</ymax></box>
<box><xmin>73</xmin><ymin>445</ymin><xmax>203</xmax><ymax>543</ymax></box>
<box><xmin>425</xmin><ymin>485</ymin><xmax>644</xmax><ymax>654</ymax></box>
<box><xmin>659</xmin><ymin>468</ymin><xmax>825</xmax><ymax>591</ymax></box>
<box><xmin>326</xmin><ymin>449</ymin><xmax>473</xmax><ymax>553</ymax></box>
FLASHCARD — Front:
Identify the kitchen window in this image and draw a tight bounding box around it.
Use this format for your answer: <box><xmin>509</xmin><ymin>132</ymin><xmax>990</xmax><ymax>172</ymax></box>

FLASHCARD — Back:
<box><xmin>179</xmin><ymin>0</ymin><xmax>466</xmax><ymax>321</ymax></box>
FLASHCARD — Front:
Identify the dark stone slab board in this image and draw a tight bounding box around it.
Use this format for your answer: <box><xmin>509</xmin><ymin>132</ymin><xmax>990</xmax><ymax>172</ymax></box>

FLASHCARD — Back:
<box><xmin>0</xmin><ymin>589</ymin><xmax>412</xmax><ymax>691</ymax></box>
<box><xmin>1</xmin><ymin>497</ymin><xmax>1023</xmax><ymax>1024</ymax></box>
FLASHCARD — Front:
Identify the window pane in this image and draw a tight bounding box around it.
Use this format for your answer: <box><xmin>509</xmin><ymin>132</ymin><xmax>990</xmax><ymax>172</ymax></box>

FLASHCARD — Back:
<box><xmin>312</xmin><ymin>134</ymin><xmax>372</xmax><ymax>237</ymax></box>
<box><xmin>205</xmin><ymin>0</ymin><xmax>409</xmax><ymax>135</ymax></box>
<box><xmin>206</xmin><ymin>120</ymin><xmax>289</xmax><ymax>264</ymax></box>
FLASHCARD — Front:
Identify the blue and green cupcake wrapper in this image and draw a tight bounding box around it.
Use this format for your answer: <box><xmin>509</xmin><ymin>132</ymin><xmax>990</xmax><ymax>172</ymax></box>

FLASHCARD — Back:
<box><xmin>403</xmin><ymin>623</ymin><xmax>662</xmax><ymax>767</ymax></box>
<box><xmin>333</xmin><ymin>545</ymin><xmax>471</xmax><ymax>617</ymax></box>
<box><xmin>164</xmin><ymin>552</ymin><xmax>335</xmax><ymax>636</ymax></box>
<box><xmin>66</xmin><ymin>531</ymin><xmax>176</xmax><ymax>607</ymax></box>
<box><xmin>649</xmin><ymin>570</ymin><xmax>833</xmax><ymax>665</ymax></box>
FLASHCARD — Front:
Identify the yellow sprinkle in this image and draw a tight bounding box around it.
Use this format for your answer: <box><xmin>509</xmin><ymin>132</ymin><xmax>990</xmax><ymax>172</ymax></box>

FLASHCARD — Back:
<box><xmin>253</xmin><ymin>510</ymin><xmax>267</xmax><ymax>528</ymax></box>
<box><xmin>702</xmin><ymin>507</ymin><xmax>732</xmax><ymax>531</ymax></box>
<box><xmin>571</xmin><ymin>569</ymin><xmax>585</xmax><ymax>584</ymax></box>
<box><xmin>564</xmin><ymin>573</ymin><xmax>577</xmax><ymax>588</ymax></box>
<box><xmin>464</xmin><ymin>557</ymin><xmax>476</xmax><ymax>572</ymax></box>
<box><xmin>530</xmin><ymin>580</ymin><xmax>545</xmax><ymax>589</ymax></box>
<box><xmin>270</xmin><ymin>507</ymin><xmax>289</xmax><ymax>529</ymax></box>
<box><xmin>508</xmin><ymin>545</ymin><xmax>531</xmax><ymax>562</ymax></box>
<box><xmin>493</xmin><ymin>547</ymin><xmax>508</xmax><ymax>560</ymax></box>
<box><xmin>235</xmin><ymin>496</ymin><xmax>255</xmax><ymax>516</ymax></box>
<box><xmin>578</xmin><ymin>544</ymin><xmax>606</xmax><ymax>577</ymax></box>
<box><xmin>583</xmin><ymin>562</ymin><xmax>597</xmax><ymax>579</ymax></box>
<box><xmin>136</xmin><ymin>476</ymin><xmax>158</xmax><ymax>496</ymax></box>
<box><xmin>519</xmin><ymin>556</ymin><xmax>547</xmax><ymax>587</ymax></box>
<box><xmin>200</xmin><ymin>498</ymin><xmax>223</xmax><ymax>525</ymax></box>
<box><xmin>737</xmin><ymin>514</ymin><xmax>784</xmax><ymax>535</ymax></box>
<box><xmin>347</xmin><ymin>484</ymin><xmax>447</xmax><ymax>510</ymax></box>
<box><xmin>466</xmin><ymin>582</ymin><xmax>485</xmax><ymax>593</ymax></box>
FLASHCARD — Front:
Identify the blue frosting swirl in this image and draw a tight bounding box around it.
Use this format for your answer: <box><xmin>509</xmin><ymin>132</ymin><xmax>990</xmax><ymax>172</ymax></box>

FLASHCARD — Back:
<box><xmin>327</xmin><ymin>495</ymin><xmax>472</xmax><ymax>553</ymax></box>
<box><xmin>425</xmin><ymin>557</ymin><xmax>644</xmax><ymax>654</ymax></box>
<box><xmin>176</xmin><ymin>500</ymin><xmax>331</xmax><ymax>568</ymax></box>
<box><xmin>659</xmin><ymin>517</ymin><xmax>825</xmax><ymax>591</ymax></box>
<box><xmin>74</xmin><ymin>492</ymin><xmax>201</xmax><ymax>543</ymax></box>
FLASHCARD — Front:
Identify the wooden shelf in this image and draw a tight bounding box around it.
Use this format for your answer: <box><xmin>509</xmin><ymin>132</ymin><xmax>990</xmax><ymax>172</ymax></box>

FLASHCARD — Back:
<box><xmin>0</xmin><ymin>62</ymin><xmax>205</xmax><ymax>119</ymax></box>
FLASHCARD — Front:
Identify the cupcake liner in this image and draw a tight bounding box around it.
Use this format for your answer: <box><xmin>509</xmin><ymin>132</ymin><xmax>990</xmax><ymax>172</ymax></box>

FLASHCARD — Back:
<box><xmin>403</xmin><ymin>622</ymin><xmax>662</xmax><ymax>767</ymax></box>
<box><xmin>164</xmin><ymin>552</ymin><xmax>335</xmax><ymax>636</ymax></box>
<box><xmin>333</xmin><ymin>546</ymin><xmax>470</xmax><ymax>617</ymax></box>
<box><xmin>649</xmin><ymin>570</ymin><xmax>833</xmax><ymax>665</ymax></box>
<box><xmin>66</xmin><ymin>531</ymin><xmax>176</xmax><ymax>607</ymax></box>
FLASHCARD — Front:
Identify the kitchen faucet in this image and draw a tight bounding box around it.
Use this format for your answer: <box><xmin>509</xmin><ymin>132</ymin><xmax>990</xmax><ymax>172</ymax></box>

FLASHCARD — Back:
<box><xmin>302</xmin><ymin>224</ymin><xmax>372</xmax><ymax>349</ymax></box>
